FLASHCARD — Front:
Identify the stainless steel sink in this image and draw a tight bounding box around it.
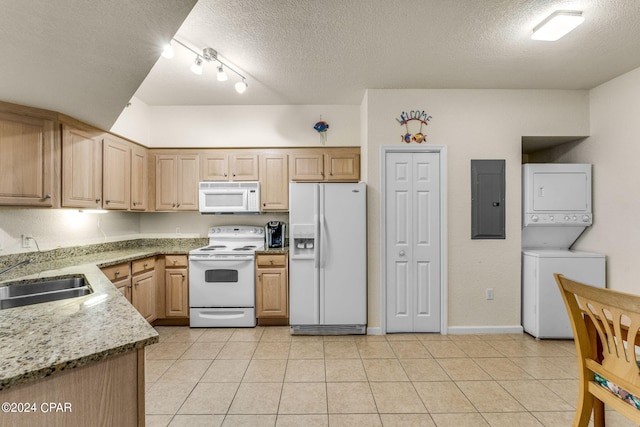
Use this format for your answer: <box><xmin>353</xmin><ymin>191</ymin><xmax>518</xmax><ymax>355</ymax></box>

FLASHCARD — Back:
<box><xmin>0</xmin><ymin>277</ymin><xmax>92</xmax><ymax>310</ymax></box>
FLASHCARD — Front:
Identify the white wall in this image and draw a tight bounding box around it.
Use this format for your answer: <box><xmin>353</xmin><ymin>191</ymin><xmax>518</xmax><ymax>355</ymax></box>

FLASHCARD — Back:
<box><xmin>537</xmin><ymin>67</ymin><xmax>640</xmax><ymax>295</ymax></box>
<box><xmin>145</xmin><ymin>105</ymin><xmax>360</xmax><ymax>148</ymax></box>
<box><xmin>110</xmin><ymin>96</ymin><xmax>152</xmax><ymax>146</ymax></box>
<box><xmin>363</xmin><ymin>89</ymin><xmax>590</xmax><ymax>332</ymax></box>
<box><xmin>0</xmin><ymin>209</ymin><xmax>141</xmax><ymax>254</ymax></box>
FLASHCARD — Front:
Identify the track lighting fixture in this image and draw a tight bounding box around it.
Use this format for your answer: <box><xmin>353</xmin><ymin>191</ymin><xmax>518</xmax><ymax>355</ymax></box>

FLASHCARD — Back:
<box><xmin>235</xmin><ymin>79</ymin><xmax>248</xmax><ymax>94</ymax></box>
<box><xmin>190</xmin><ymin>56</ymin><xmax>203</xmax><ymax>75</ymax></box>
<box><xmin>217</xmin><ymin>65</ymin><xmax>228</xmax><ymax>82</ymax></box>
<box><xmin>163</xmin><ymin>38</ymin><xmax>248</xmax><ymax>94</ymax></box>
<box><xmin>161</xmin><ymin>43</ymin><xmax>174</xmax><ymax>59</ymax></box>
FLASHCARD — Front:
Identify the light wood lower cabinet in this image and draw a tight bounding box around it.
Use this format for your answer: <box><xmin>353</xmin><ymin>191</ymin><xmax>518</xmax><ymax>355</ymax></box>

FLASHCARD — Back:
<box><xmin>256</xmin><ymin>253</ymin><xmax>288</xmax><ymax>325</ymax></box>
<box><xmin>102</xmin><ymin>258</ymin><xmax>156</xmax><ymax>322</ymax></box>
<box><xmin>101</xmin><ymin>262</ymin><xmax>132</xmax><ymax>302</ymax></box>
<box><xmin>0</xmin><ymin>349</ymin><xmax>145</xmax><ymax>427</ymax></box>
<box><xmin>164</xmin><ymin>255</ymin><xmax>189</xmax><ymax>318</ymax></box>
<box><xmin>131</xmin><ymin>257</ymin><xmax>156</xmax><ymax>323</ymax></box>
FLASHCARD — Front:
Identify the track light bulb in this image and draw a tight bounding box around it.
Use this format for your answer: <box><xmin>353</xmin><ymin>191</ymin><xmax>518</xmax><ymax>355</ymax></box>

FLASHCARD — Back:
<box><xmin>161</xmin><ymin>43</ymin><xmax>174</xmax><ymax>59</ymax></box>
<box><xmin>235</xmin><ymin>79</ymin><xmax>248</xmax><ymax>94</ymax></box>
<box><xmin>191</xmin><ymin>57</ymin><xmax>203</xmax><ymax>75</ymax></box>
<box><xmin>217</xmin><ymin>65</ymin><xmax>228</xmax><ymax>82</ymax></box>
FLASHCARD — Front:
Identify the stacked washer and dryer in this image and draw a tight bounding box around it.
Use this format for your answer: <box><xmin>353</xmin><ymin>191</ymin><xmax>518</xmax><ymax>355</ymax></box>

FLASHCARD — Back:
<box><xmin>521</xmin><ymin>163</ymin><xmax>606</xmax><ymax>339</ymax></box>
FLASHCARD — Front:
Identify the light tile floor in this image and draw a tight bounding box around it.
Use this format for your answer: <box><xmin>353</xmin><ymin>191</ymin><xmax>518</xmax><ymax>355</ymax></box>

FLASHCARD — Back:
<box><xmin>145</xmin><ymin>326</ymin><xmax>636</xmax><ymax>427</ymax></box>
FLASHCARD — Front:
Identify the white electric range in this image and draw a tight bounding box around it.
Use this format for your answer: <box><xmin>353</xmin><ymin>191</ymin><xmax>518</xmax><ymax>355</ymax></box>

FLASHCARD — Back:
<box><xmin>189</xmin><ymin>226</ymin><xmax>264</xmax><ymax>327</ymax></box>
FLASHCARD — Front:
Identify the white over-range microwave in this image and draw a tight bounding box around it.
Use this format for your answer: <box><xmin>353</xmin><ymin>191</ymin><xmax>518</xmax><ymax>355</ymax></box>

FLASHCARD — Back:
<box><xmin>198</xmin><ymin>181</ymin><xmax>261</xmax><ymax>214</ymax></box>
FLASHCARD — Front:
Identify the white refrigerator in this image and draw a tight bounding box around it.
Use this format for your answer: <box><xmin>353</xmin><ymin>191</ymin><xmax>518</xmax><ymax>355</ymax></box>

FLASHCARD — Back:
<box><xmin>289</xmin><ymin>182</ymin><xmax>367</xmax><ymax>335</ymax></box>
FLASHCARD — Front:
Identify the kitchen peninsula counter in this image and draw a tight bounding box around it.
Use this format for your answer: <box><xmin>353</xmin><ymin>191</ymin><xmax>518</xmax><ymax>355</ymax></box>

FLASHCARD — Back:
<box><xmin>0</xmin><ymin>238</ymin><xmax>205</xmax><ymax>391</ymax></box>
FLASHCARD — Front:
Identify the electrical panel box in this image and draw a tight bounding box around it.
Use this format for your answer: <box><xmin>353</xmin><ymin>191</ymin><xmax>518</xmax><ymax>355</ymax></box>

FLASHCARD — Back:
<box><xmin>471</xmin><ymin>159</ymin><xmax>505</xmax><ymax>239</ymax></box>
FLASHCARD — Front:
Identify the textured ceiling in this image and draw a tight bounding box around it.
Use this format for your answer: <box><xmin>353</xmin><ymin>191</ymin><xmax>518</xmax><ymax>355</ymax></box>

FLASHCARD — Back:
<box><xmin>0</xmin><ymin>0</ymin><xmax>197</xmax><ymax>129</ymax></box>
<box><xmin>135</xmin><ymin>0</ymin><xmax>640</xmax><ymax>106</ymax></box>
<box><xmin>2</xmin><ymin>0</ymin><xmax>640</xmax><ymax>129</ymax></box>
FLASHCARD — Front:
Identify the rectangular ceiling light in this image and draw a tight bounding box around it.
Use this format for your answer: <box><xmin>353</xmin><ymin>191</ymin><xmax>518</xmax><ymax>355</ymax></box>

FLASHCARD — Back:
<box><xmin>531</xmin><ymin>10</ymin><xmax>584</xmax><ymax>41</ymax></box>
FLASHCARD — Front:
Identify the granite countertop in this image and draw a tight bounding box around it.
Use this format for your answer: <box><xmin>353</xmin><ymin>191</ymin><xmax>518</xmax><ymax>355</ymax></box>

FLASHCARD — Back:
<box><xmin>256</xmin><ymin>246</ymin><xmax>289</xmax><ymax>255</ymax></box>
<box><xmin>0</xmin><ymin>239</ymin><xmax>203</xmax><ymax>391</ymax></box>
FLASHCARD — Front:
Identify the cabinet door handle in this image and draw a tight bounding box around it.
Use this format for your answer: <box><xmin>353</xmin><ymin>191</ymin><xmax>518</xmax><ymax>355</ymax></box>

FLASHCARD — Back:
<box><xmin>224</xmin><ymin>173</ymin><xmax>228</xmax><ymax>177</ymax></box>
<box><xmin>96</xmin><ymin>198</ymin><xmax>101</xmax><ymax>203</ymax></box>
<box><xmin>269</xmin><ymin>258</ymin><xmax>273</xmax><ymax>264</ymax></box>
<box><xmin>134</xmin><ymin>282</ymin><xmax>139</xmax><ymax>286</ymax></box>
<box><xmin>172</xmin><ymin>260</ymin><xmax>177</xmax><ymax>265</ymax></box>
<box><xmin>105</xmin><ymin>199</ymin><xmax>111</xmax><ymax>204</ymax></box>
<box><xmin>132</xmin><ymin>201</ymin><xmax>137</xmax><ymax>206</ymax></box>
<box><xmin>172</xmin><ymin>203</ymin><xmax>176</xmax><ymax>207</ymax></box>
<box><xmin>176</xmin><ymin>203</ymin><xmax>181</xmax><ymax>208</ymax></box>
<box><xmin>143</xmin><ymin>263</ymin><xmax>148</xmax><ymax>268</ymax></box>
<box><xmin>329</xmin><ymin>171</ymin><xmax>333</xmax><ymax>176</ymax></box>
<box><xmin>127</xmin><ymin>284</ymin><xmax>132</xmax><ymax>289</ymax></box>
<box><xmin>44</xmin><ymin>194</ymin><xmax>52</xmax><ymax>199</ymax></box>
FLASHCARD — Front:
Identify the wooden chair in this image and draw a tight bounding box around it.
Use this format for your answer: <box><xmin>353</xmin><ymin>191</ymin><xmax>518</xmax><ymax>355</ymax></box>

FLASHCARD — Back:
<box><xmin>555</xmin><ymin>273</ymin><xmax>640</xmax><ymax>427</ymax></box>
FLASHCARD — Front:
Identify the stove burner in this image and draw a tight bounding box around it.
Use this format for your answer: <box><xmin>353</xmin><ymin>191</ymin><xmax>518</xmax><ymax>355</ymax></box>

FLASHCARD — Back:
<box><xmin>233</xmin><ymin>245</ymin><xmax>257</xmax><ymax>251</ymax></box>
<box><xmin>201</xmin><ymin>245</ymin><xmax>227</xmax><ymax>251</ymax></box>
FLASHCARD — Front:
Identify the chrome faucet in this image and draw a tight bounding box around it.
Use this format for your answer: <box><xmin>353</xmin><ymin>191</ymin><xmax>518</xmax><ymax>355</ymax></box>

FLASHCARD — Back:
<box><xmin>0</xmin><ymin>259</ymin><xmax>32</xmax><ymax>277</ymax></box>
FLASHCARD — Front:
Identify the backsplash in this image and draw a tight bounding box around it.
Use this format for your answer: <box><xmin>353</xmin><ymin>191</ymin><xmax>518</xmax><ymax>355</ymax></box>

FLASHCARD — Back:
<box><xmin>0</xmin><ymin>209</ymin><xmax>288</xmax><ymax>255</ymax></box>
<box><xmin>0</xmin><ymin>237</ymin><xmax>208</xmax><ymax>273</ymax></box>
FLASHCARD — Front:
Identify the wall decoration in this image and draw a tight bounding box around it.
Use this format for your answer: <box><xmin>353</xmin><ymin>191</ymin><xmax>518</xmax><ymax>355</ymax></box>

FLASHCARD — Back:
<box><xmin>313</xmin><ymin>117</ymin><xmax>330</xmax><ymax>145</ymax></box>
<box><xmin>396</xmin><ymin>110</ymin><xmax>432</xmax><ymax>143</ymax></box>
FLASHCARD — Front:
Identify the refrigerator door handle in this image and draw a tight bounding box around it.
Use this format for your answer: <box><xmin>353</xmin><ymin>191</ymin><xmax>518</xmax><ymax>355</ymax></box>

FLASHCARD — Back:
<box><xmin>320</xmin><ymin>214</ymin><xmax>327</xmax><ymax>268</ymax></box>
<box><xmin>314</xmin><ymin>213</ymin><xmax>320</xmax><ymax>268</ymax></box>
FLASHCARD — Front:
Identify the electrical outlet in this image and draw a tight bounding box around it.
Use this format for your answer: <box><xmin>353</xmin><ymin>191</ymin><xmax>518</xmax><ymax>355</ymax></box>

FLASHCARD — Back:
<box><xmin>22</xmin><ymin>234</ymin><xmax>33</xmax><ymax>248</ymax></box>
<box><xmin>175</xmin><ymin>227</ymin><xmax>181</xmax><ymax>234</ymax></box>
<box><xmin>486</xmin><ymin>288</ymin><xmax>494</xmax><ymax>300</ymax></box>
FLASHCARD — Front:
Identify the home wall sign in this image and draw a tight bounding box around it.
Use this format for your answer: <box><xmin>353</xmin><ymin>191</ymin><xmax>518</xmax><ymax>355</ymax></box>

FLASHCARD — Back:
<box><xmin>396</xmin><ymin>110</ymin><xmax>432</xmax><ymax>143</ymax></box>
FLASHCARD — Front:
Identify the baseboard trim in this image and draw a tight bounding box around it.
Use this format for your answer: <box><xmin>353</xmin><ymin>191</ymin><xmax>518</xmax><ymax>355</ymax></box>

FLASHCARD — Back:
<box><xmin>447</xmin><ymin>325</ymin><xmax>524</xmax><ymax>335</ymax></box>
<box><xmin>366</xmin><ymin>327</ymin><xmax>384</xmax><ymax>335</ymax></box>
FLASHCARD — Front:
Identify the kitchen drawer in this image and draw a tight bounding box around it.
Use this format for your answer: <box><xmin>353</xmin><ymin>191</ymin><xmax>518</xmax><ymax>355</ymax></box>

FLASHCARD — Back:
<box><xmin>256</xmin><ymin>254</ymin><xmax>287</xmax><ymax>268</ymax></box>
<box><xmin>132</xmin><ymin>256</ymin><xmax>155</xmax><ymax>275</ymax></box>
<box><xmin>101</xmin><ymin>262</ymin><xmax>131</xmax><ymax>281</ymax></box>
<box><xmin>165</xmin><ymin>254</ymin><xmax>188</xmax><ymax>268</ymax></box>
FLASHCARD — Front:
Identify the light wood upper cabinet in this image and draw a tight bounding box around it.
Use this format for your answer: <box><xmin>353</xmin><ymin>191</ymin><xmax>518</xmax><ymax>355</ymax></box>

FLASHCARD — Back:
<box><xmin>230</xmin><ymin>153</ymin><xmax>259</xmax><ymax>181</ymax></box>
<box><xmin>61</xmin><ymin>124</ymin><xmax>103</xmax><ymax>208</ymax></box>
<box><xmin>260</xmin><ymin>153</ymin><xmax>288</xmax><ymax>211</ymax></box>
<box><xmin>155</xmin><ymin>154</ymin><xmax>199</xmax><ymax>211</ymax></box>
<box><xmin>201</xmin><ymin>151</ymin><xmax>228</xmax><ymax>180</ymax></box>
<box><xmin>290</xmin><ymin>151</ymin><xmax>325</xmax><ymax>181</ymax></box>
<box><xmin>102</xmin><ymin>135</ymin><xmax>131</xmax><ymax>210</ymax></box>
<box><xmin>130</xmin><ymin>145</ymin><xmax>148</xmax><ymax>211</ymax></box>
<box><xmin>201</xmin><ymin>150</ymin><xmax>259</xmax><ymax>181</ymax></box>
<box><xmin>290</xmin><ymin>149</ymin><xmax>360</xmax><ymax>182</ymax></box>
<box><xmin>325</xmin><ymin>151</ymin><xmax>360</xmax><ymax>181</ymax></box>
<box><xmin>0</xmin><ymin>111</ymin><xmax>56</xmax><ymax>207</ymax></box>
